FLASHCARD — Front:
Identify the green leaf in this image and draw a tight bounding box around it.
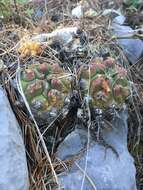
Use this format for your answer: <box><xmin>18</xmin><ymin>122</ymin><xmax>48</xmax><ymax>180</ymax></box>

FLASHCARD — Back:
<box><xmin>16</xmin><ymin>0</ymin><xmax>29</xmax><ymax>4</ymax></box>
<box><xmin>125</xmin><ymin>0</ymin><xmax>142</xmax><ymax>8</ymax></box>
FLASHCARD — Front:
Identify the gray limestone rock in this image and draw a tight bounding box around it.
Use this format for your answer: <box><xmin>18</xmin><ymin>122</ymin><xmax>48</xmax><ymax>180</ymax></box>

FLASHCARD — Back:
<box><xmin>112</xmin><ymin>19</ymin><xmax>143</xmax><ymax>64</ymax></box>
<box><xmin>72</xmin><ymin>5</ymin><xmax>83</xmax><ymax>18</ymax></box>
<box><xmin>0</xmin><ymin>87</ymin><xmax>29</xmax><ymax>190</ymax></box>
<box><xmin>56</xmin><ymin>108</ymin><xmax>137</xmax><ymax>190</ymax></box>
<box><xmin>113</xmin><ymin>15</ymin><xmax>126</xmax><ymax>25</ymax></box>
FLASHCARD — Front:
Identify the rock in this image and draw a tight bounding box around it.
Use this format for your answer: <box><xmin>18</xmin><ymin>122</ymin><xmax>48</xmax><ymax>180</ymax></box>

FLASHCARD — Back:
<box><xmin>33</xmin><ymin>8</ymin><xmax>44</xmax><ymax>21</ymax></box>
<box><xmin>113</xmin><ymin>15</ymin><xmax>126</xmax><ymax>25</ymax></box>
<box><xmin>102</xmin><ymin>9</ymin><xmax>121</xmax><ymax>18</ymax></box>
<box><xmin>84</xmin><ymin>9</ymin><xmax>98</xmax><ymax>18</ymax></box>
<box><xmin>32</xmin><ymin>27</ymin><xmax>78</xmax><ymax>44</ymax></box>
<box><xmin>72</xmin><ymin>5</ymin><xmax>83</xmax><ymax>19</ymax></box>
<box><xmin>71</xmin><ymin>3</ymin><xmax>98</xmax><ymax>19</ymax></box>
<box><xmin>0</xmin><ymin>87</ymin><xmax>29</xmax><ymax>190</ymax></box>
<box><xmin>112</xmin><ymin>19</ymin><xmax>143</xmax><ymax>64</ymax></box>
<box><xmin>56</xmin><ymin>128</ymin><xmax>88</xmax><ymax>160</ymax></box>
<box><xmin>31</xmin><ymin>27</ymin><xmax>87</xmax><ymax>61</ymax></box>
<box><xmin>0</xmin><ymin>59</ymin><xmax>6</xmax><ymax>72</ymax></box>
<box><xmin>49</xmin><ymin>27</ymin><xmax>78</xmax><ymax>44</ymax></box>
<box><xmin>56</xmin><ymin>108</ymin><xmax>137</xmax><ymax>190</ymax></box>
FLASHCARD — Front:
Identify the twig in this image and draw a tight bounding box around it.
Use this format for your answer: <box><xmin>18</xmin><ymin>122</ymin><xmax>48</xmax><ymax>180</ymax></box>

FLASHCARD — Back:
<box><xmin>75</xmin><ymin>162</ymin><xmax>97</xmax><ymax>190</ymax></box>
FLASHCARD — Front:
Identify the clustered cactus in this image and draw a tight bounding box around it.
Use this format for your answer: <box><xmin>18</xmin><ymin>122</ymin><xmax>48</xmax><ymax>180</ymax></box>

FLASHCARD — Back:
<box><xmin>79</xmin><ymin>57</ymin><xmax>130</xmax><ymax>109</ymax></box>
<box><xmin>21</xmin><ymin>57</ymin><xmax>130</xmax><ymax>119</ymax></box>
<box><xmin>21</xmin><ymin>63</ymin><xmax>72</xmax><ymax>118</ymax></box>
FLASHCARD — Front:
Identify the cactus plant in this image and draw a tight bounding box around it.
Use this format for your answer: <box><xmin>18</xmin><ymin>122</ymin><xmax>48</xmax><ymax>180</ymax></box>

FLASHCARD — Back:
<box><xmin>21</xmin><ymin>62</ymin><xmax>72</xmax><ymax>119</ymax></box>
<box><xmin>79</xmin><ymin>57</ymin><xmax>130</xmax><ymax>109</ymax></box>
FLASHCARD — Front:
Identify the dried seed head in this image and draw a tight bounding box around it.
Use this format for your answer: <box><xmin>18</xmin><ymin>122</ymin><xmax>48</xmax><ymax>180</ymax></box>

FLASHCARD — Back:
<box><xmin>18</xmin><ymin>41</ymin><xmax>42</xmax><ymax>57</ymax></box>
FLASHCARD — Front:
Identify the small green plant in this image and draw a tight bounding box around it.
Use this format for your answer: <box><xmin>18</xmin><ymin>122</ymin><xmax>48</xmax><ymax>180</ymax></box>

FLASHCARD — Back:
<box><xmin>0</xmin><ymin>0</ymin><xmax>11</xmax><ymax>18</ymax></box>
<box><xmin>17</xmin><ymin>0</ymin><xmax>28</xmax><ymax>3</ymax></box>
<box><xmin>125</xmin><ymin>0</ymin><xmax>142</xmax><ymax>9</ymax></box>
<box><xmin>0</xmin><ymin>0</ymin><xmax>32</xmax><ymax>19</ymax></box>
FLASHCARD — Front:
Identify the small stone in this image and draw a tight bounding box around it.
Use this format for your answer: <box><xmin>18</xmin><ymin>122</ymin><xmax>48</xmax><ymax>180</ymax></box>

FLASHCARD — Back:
<box><xmin>85</xmin><ymin>8</ymin><xmax>98</xmax><ymax>17</ymax></box>
<box><xmin>0</xmin><ymin>59</ymin><xmax>6</xmax><ymax>72</ymax></box>
<box><xmin>72</xmin><ymin>5</ymin><xmax>83</xmax><ymax>19</ymax></box>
